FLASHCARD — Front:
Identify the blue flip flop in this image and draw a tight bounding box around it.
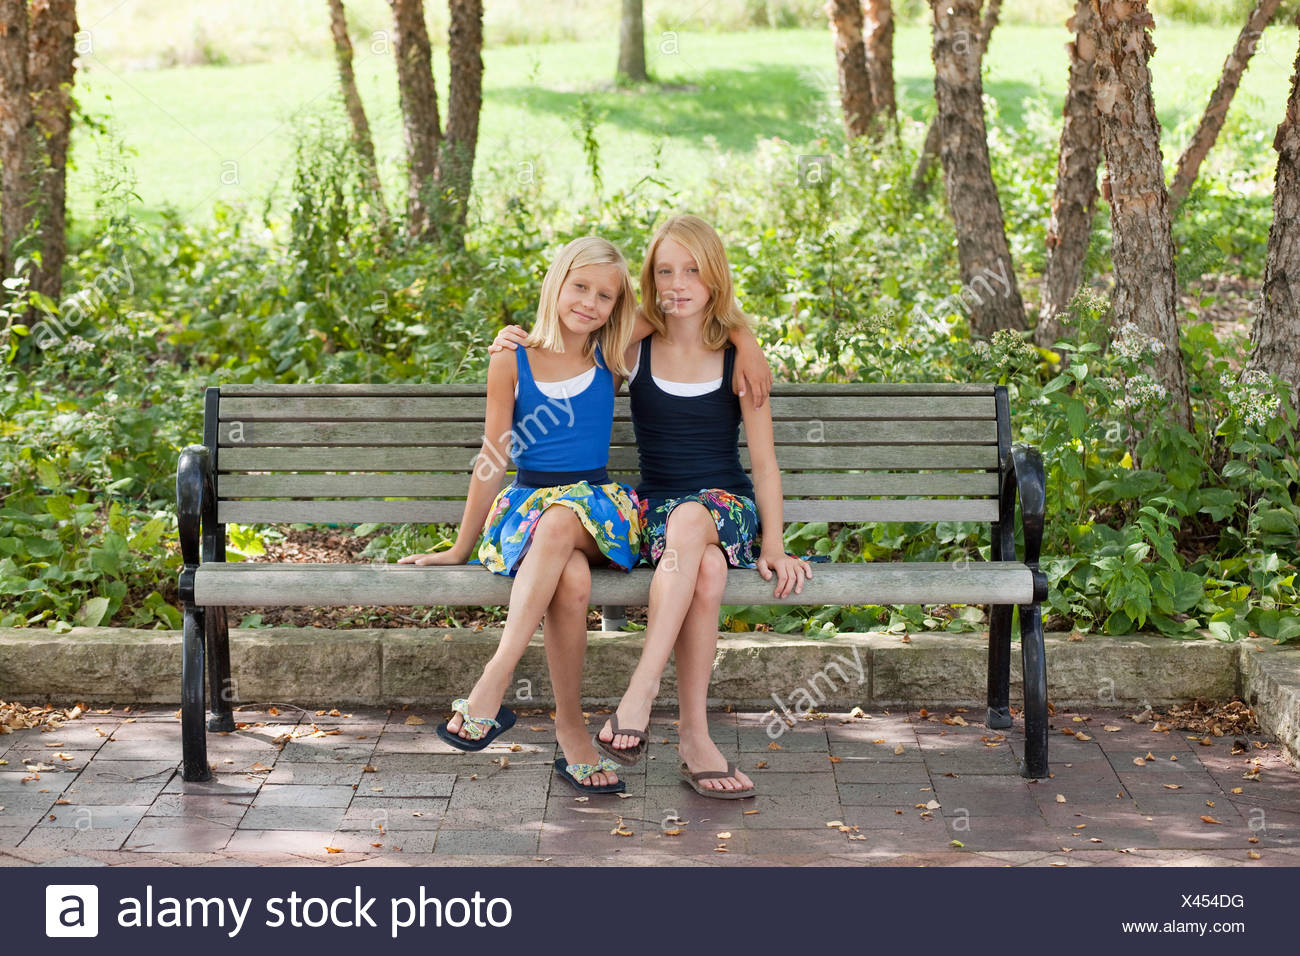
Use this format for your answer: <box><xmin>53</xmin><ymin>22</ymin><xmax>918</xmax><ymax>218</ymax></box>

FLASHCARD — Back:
<box><xmin>553</xmin><ymin>756</ymin><xmax>626</xmax><ymax>794</ymax></box>
<box><xmin>435</xmin><ymin>698</ymin><xmax>517</xmax><ymax>752</ymax></box>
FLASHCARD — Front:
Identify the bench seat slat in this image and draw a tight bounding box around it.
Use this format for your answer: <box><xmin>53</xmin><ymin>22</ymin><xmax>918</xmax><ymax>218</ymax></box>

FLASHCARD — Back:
<box><xmin>218</xmin><ymin>444</ymin><xmax>1000</xmax><ymax>472</ymax></box>
<box><xmin>219</xmin><ymin>383</ymin><xmax>998</xmax><ymax>397</ymax></box>
<box><xmin>216</xmin><ymin>498</ymin><xmax>1000</xmax><ymax>525</ymax></box>
<box><xmin>193</xmin><ymin>561</ymin><xmax>1036</xmax><ymax>607</ymax></box>
<box><xmin>219</xmin><ymin>395</ymin><xmax>997</xmax><ymax>422</ymax></box>
<box><xmin>216</xmin><ymin>419</ymin><xmax>999</xmax><ymax>447</ymax></box>
<box><xmin>216</xmin><ymin>471</ymin><xmax>1001</xmax><ymax>499</ymax></box>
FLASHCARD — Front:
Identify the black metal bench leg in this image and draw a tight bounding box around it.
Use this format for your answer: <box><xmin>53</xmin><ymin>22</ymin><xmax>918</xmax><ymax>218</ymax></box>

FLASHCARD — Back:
<box><xmin>985</xmin><ymin>604</ymin><xmax>1012</xmax><ymax>729</ymax></box>
<box><xmin>181</xmin><ymin>603</ymin><xmax>212</xmax><ymax>782</ymax></box>
<box><xmin>206</xmin><ymin>607</ymin><xmax>236</xmax><ymax>732</ymax></box>
<box><xmin>1018</xmin><ymin>602</ymin><xmax>1050</xmax><ymax>779</ymax></box>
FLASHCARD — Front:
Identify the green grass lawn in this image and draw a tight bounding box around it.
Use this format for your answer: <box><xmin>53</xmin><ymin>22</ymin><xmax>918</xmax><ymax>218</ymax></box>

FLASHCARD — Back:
<box><xmin>67</xmin><ymin>21</ymin><xmax>1297</xmax><ymax>232</ymax></box>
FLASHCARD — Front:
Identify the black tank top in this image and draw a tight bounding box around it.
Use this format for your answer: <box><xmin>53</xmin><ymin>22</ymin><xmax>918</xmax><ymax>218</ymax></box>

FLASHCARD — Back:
<box><xmin>629</xmin><ymin>337</ymin><xmax>755</xmax><ymax>501</ymax></box>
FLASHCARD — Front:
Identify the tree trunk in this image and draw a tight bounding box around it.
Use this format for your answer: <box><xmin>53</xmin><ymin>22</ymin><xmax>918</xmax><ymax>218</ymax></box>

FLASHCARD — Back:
<box><xmin>1169</xmin><ymin>0</ymin><xmax>1281</xmax><ymax>207</ymax></box>
<box><xmin>25</xmin><ymin>0</ymin><xmax>75</xmax><ymax>303</ymax></box>
<box><xmin>388</xmin><ymin>0</ymin><xmax>441</xmax><ymax>239</ymax></box>
<box><xmin>616</xmin><ymin>0</ymin><xmax>647</xmax><ymax>83</ymax></box>
<box><xmin>440</xmin><ymin>0</ymin><xmax>483</xmax><ymax>237</ymax></box>
<box><xmin>1090</xmin><ymin>0</ymin><xmax>1192</xmax><ymax>430</ymax></box>
<box><xmin>1036</xmin><ymin>0</ymin><xmax>1102</xmax><ymax>346</ymax></box>
<box><xmin>929</xmin><ymin>0</ymin><xmax>1026</xmax><ymax>337</ymax></box>
<box><xmin>914</xmin><ymin>0</ymin><xmax>1002</xmax><ymax>192</ymax></box>
<box><xmin>863</xmin><ymin>0</ymin><xmax>896</xmax><ymax>126</ymax></box>
<box><xmin>1246</xmin><ymin>22</ymin><xmax>1300</xmax><ymax>398</ymax></box>
<box><xmin>0</xmin><ymin>0</ymin><xmax>33</xmax><ymax>281</ymax></box>
<box><xmin>328</xmin><ymin>0</ymin><xmax>390</xmax><ymax>227</ymax></box>
<box><xmin>826</xmin><ymin>0</ymin><xmax>874</xmax><ymax>139</ymax></box>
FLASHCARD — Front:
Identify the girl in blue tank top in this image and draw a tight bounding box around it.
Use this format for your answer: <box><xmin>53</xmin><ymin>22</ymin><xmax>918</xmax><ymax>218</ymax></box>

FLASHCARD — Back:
<box><xmin>400</xmin><ymin>237</ymin><xmax>640</xmax><ymax>793</ymax></box>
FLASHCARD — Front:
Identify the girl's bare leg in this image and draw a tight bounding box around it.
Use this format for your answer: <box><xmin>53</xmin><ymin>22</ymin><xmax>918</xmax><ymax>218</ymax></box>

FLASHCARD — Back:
<box><xmin>674</xmin><ymin>545</ymin><xmax>753</xmax><ymax>792</ymax></box>
<box><xmin>598</xmin><ymin>502</ymin><xmax>719</xmax><ymax>749</ymax></box>
<box><xmin>448</xmin><ymin>505</ymin><xmax>600</xmax><ymax>738</ymax></box>
<box><xmin>544</xmin><ymin>552</ymin><xmax>619</xmax><ymax>787</ymax></box>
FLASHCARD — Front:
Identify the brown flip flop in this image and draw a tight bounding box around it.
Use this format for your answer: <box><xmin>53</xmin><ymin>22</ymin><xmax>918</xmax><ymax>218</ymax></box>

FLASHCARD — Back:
<box><xmin>593</xmin><ymin>713</ymin><xmax>649</xmax><ymax>766</ymax></box>
<box><xmin>679</xmin><ymin>760</ymin><xmax>756</xmax><ymax>799</ymax></box>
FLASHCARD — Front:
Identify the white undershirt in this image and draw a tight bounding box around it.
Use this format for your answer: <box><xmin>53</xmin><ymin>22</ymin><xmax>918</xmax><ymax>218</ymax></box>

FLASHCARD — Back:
<box><xmin>627</xmin><ymin>350</ymin><xmax>722</xmax><ymax>397</ymax></box>
<box><xmin>515</xmin><ymin>365</ymin><xmax>596</xmax><ymax>400</ymax></box>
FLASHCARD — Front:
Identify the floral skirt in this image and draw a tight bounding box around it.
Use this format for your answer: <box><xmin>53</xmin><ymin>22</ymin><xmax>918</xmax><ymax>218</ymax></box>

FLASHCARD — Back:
<box><xmin>476</xmin><ymin>480</ymin><xmax>642</xmax><ymax>576</ymax></box>
<box><xmin>637</xmin><ymin>489</ymin><xmax>760</xmax><ymax>569</ymax></box>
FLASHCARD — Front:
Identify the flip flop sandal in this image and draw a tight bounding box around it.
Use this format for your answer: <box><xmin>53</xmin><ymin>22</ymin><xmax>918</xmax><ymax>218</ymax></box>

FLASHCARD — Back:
<box><xmin>593</xmin><ymin>712</ymin><xmax>650</xmax><ymax>766</ymax></box>
<box><xmin>435</xmin><ymin>698</ymin><xmax>517</xmax><ymax>752</ymax></box>
<box><xmin>553</xmin><ymin>756</ymin><xmax>626</xmax><ymax>794</ymax></box>
<box><xmin>679</xmin><ymin>761</ymin><xmax>756</xmax><ymax>799</ymax></box>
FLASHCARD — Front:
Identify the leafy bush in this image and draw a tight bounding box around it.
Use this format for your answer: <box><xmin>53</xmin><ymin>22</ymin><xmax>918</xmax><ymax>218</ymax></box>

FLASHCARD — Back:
<box><xmin>0</xmin><ymin>91</ymin><xmax>1293</xmax><ymax>645</ymax></box>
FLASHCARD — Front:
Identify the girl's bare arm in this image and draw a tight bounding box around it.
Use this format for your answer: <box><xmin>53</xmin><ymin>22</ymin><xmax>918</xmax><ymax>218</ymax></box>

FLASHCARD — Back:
<box><xmin>739</xmin><ymin>392</ymin><xmax>810</xmax><ymax>597</ymax></box>
<box><xmin>399</xmin><ymin>350</ymin><xmax>515</xmax><ymax>564</ymax></box>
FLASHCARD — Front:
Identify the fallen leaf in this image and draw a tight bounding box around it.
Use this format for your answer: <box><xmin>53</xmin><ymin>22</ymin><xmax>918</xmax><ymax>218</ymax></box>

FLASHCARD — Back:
<box><xmin>268</xmin><ymin>707</ymin><xmax>279</xmax><ymax>716</ymax></box>
<box><xmin>767</xmin><ymin>741</ymin><xmax>782</xmax><ymax>751</ymax></box>
<box><xmin>716</xmin><ymin>831</ymin><xmax>732</xmax><ymax>839</ymax></box>
<box><xmin>1198</xmin><ymin>736</ymin><xmax>1213</xmax><ymax>747</ymax></box>
<box><xmin>610</xmin><ymin>817</ymin><xmax>633</xmax><ymax>837</ymax></box>
<box><xmin>1074</xmin><ymin>732</ymin><xmax>1092</xmax><ymax>741</ymax></box>
<box><xmin>893</xmin><ymin>743</ymin><xmax>905</xmax><ymax>755</ymax></box>
<box><xmin>1249</xmin><ymin>836</ymin><xmax>1258</xmax><ymax>844</ymax></box>
<box><xmin>1062</xmin><ymin>728</ymin><xmax>1076</xmax><ymax>736</ymax></box>
<box><xmin>743</xmin><ymin>809</ymin><xmax>760</xmax><ymax>815</ymax></box>
<box><xmin>1164</xmin><ymin>784</ymin><xmax>1182</xmax><ymax>790</ymax></box>
<box><xmin>496</xmin><ymin>756</ymin><xmax>509</xmax><ymax>769</ymax></box>
<box><xmin>950</xmin><ymin>840</ymin><xmax>964</xmax><ymax>848</ymax></box>
<box><xmin>714</xmin><ymin>846</ymin><xmax>729</xmax><ymax>853</ymax></box>
<box><xmin>1231</xmin><ymin>787</ymin><xmax>1243</xmax><ymax>795</ymax></box>
<box><xmin>826</xmin><ymin>821</ymin><xmax>844</xmax><ymax>828</ymax></box>
<box><xmin>1201</xmin><ymin>816</ymin><xmax>1222</xmax><ymax>825</ymax></box>
<box><xmin>1103</xmin><ymin>725</ymin><xmax>1122</xmax><ymax>733</ymax></box>
<box><xmin>1056</xmin><ymin>794</ymin><xmax>1067</xmax><ymax>803</ymax></box>
<box><xmin>1248</xmin><ymin>850</ymin><xmax>1261</xmax><ymax>860</ymax></box>
<box><xmin>1206</xmin><ymin>800</ymin><xmax>1215</xmax><ymax>808</ymax></box>
<box><xmin>918</xmin><ymin>708</ymin><xmax>929</xmax><ymax>717</ymax></box>
<box><xmin>1133</xmin><ymin>757</ymin><xmax>1146</xmax><ymax>766</ymax></box>
<box><xmin>663</xmin><ymin>829</ymin><xmax>684</xmax><ymax>837</ymax></box>
<box><xmin>1072</xmin><ymin>716</ymin><xmax>1086</xmax><ymax>723</ymax></box>
<box><xmin>755</xmin><ymin>760</ymin><xmax>768</xmax><ymax>770</ymax></box>
<box><xmin>404</xmin><ymin>715</ymin><xmax>425</xmax><ymax>725</ymax></box>
<box><xmin>925</xmin><ymin>799</ymin><xmax>941</xmax><ymax>810</ymax></box>
<box><xmin>362</xmin><ymin>765</ymin><xmax>377</xmax><ymax>773</ymax></box>
<box><xmin>828</xmin><ymin>756</ymin><xmax>842</xmax><ymax>764</ymax></box>
<box><xmin>528</xmin><ymin>725</ymin><xmax>547</xmax><ymax>732</ymax></box>
<box><xmin>1151</xmin><ymin>721</ymin><xmax>1172</xmax><ymax>733</ymax></box>
<box><xmin>1144</xmin><ymin>752</ymin><xmax>1155</xmax><ymax>761</ymax></box>
<box><xmin>325</xmin><ymin>846</ymin><xmax>343</xmax><ymax>853</ymax></box>
<box><xmin>1089</xmin><ymin>838</ymin><xmax>1103</xmax><ymax>844</ymax></box>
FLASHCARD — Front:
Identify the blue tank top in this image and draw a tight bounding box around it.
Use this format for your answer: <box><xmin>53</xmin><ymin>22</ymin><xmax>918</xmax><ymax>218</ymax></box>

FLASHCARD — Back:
<box><xmin>511</xmin><ymin>345</ymin><xmax>612</xmax><ymax>488</ymax></box>
<box><xmin>629</xmin><ymin>337</ymin><xmax>754</xmax><ymax>500</ymax></box>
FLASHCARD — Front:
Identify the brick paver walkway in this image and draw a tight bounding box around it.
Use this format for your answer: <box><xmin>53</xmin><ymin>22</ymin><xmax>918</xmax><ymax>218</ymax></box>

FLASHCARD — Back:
<box><xmin>2</xmin><ymin>704</ymin><xmax>1298</xmax><ymax>866</ymax></box>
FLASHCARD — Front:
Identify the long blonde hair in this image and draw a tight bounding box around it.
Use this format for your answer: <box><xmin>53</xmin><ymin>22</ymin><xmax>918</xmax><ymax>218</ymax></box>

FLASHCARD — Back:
<box><xmin>639</xmin><ymin>214</ymin><xmax>751</xmax><ymax>350</ymax></box>
<box><xmin>526</xmin><ymin>236</ymin><xmax>635</xmax><ymax>377</ymax></box>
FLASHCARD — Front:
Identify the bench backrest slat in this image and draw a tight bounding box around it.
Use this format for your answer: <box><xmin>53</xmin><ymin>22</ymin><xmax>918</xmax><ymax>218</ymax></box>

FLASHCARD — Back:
<box><xmin>211</xmin><ymin>384</ymin><xmax>1004</xmax><ymax>528</ymax></box>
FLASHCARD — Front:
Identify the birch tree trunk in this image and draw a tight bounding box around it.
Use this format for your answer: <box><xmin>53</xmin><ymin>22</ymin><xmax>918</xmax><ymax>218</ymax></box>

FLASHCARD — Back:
<box><xmin>617</xmin><ymin>0</ymin><xmax>647</xmax><ymax>83</ymax></box>
<box><xmin>863</xmin><ymin>0</ymin><xmax>896</xmax><ymax>126</ymax></box>
<box><xmin>328</xmin><ymin>0</ymin><xmax>390</xmax><ymax>227</ymax></box>
<box><xmin>1090</xmin><ymin>0</ymin><xmax>1192</xmax><ymax>430</ymax></box>
<box><xmin>388</xmin><ymin>0</ymin><xmax>441</xmax><ymax>239</ymax></box>
<box><xmin>441</xmin><ymin>0</ymin><xmax>483</xmax><ymax>235</ymax></box>
<box><xmin>914</xmin><ymin>0</ymin><xmax>1002</xmax><ymax>192</ymax></box>
<box><xmin>930</xmin><ymin>0</ymin><xmax>1025</xmax><ymax>337</ymax></box>
<box><xmin>0</xmin><ymin>0</ymin><xmax>33</xmax><ymax>281</ymax></box>
<box><xmin>827</xmin><ymin>0</ymin><xmax>874</xmax><ymax>139</ymax></box>
<box><xmin>1245</xmin><ymin>23</ymin><xmax>1300</xmax><ymax>397</ymax></box>
<box><xmin>1169</xmin><ymin>0</ymin><xmax>1281</xmax><ymax>207</ymax></box>
<box><xmin>1036</xmin><ymin>0</ymin><xmax>1102</xmax><ymax>346</ymax></box>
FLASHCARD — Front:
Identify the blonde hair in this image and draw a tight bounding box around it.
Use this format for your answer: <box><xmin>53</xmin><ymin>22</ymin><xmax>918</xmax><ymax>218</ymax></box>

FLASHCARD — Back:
<box><xmin>639</xmin><ymin>214</ymin><xmax>751</xmax><ymax>351</ymax></box>
<box><xmin>527</xmin><ymin>236</ymin><xmax>635</xmax><ymax>377</ymax></box>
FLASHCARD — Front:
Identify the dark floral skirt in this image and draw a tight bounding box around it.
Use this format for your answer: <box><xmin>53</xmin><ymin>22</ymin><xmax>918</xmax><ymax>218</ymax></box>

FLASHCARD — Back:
<box><xmin>637</xmin><ymin>488</ymin><xmax>759</xmax><ymax>569</ymax></box>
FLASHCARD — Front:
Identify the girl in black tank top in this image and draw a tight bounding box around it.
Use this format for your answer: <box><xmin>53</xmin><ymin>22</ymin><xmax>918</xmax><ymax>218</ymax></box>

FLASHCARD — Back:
<box><xmin>594</xmin><ymin>215</ymin><xmax>812</xmax><ymax>797</ymax></box>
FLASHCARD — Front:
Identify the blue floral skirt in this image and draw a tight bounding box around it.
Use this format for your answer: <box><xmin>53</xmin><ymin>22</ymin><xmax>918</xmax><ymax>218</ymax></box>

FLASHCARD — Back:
<box><xmin>476</xmin><ymin>480</ymin><xmax>642</xmax><ymax>576</ymax></box>
<box><xmin>637</xmin><ymin>489</ymin><xmax>760</xmax><ymax>569</ymax></box>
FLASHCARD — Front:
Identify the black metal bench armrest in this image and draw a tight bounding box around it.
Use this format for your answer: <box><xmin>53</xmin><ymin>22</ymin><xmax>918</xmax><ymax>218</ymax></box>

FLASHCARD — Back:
<box><xmin>176</xmin><ymin>444</ymin><xmax>214</xmax><ymax>603</ymax></box>
<box><xmin>997</xmin><ymin>443</ymin><xmax>1047</xmax><ymax>602</ymax></box>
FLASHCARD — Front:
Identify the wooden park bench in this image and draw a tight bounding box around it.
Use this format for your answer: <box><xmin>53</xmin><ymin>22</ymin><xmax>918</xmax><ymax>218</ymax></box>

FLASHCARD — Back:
<box><xmin>176</xmin><ymin>383</ymin><xmax>1048</xmax><ymax>782</ymax></box>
